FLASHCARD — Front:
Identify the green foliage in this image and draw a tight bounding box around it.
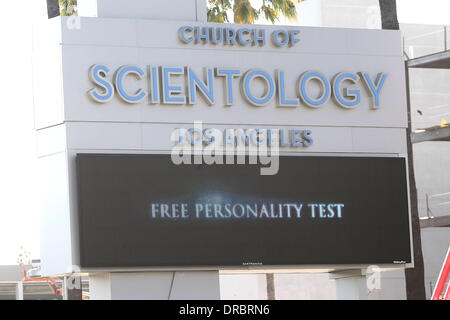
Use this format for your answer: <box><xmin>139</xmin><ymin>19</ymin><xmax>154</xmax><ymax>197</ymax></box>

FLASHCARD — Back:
<box><xmin>208</xmin><ymin>0</ymin><xmax>305</xmax><ymax>24</ymax></box>
<box><xmin>59</xmin><ymin>0</ymin><xmax>78</xmax><ymax>16</ymax></box>
<box><xmin>58</xmin><ymin>0</ymin><xmax>303</xmax><ymax>23</ymax></box>
<box><xmin>208</xmin><ymin>0</ymin><xmax>233</xmax><ymax>23</ymax></box>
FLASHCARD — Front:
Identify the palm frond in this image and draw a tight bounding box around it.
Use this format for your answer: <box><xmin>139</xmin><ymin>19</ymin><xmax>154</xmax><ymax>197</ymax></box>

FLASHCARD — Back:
<box><xmin>59</xmin><ymin>0</ymin><xmax>78</xmax><ymax>16</ymax></box>
<box><xmin>208</xmin><ymin>0</ymin><xmax>306</xmax><ymax>24</ymax></box>
<box><xmin>233</xmin><ymin>0</ymin><xmax>259</xmax><ymax>24</ymax></box>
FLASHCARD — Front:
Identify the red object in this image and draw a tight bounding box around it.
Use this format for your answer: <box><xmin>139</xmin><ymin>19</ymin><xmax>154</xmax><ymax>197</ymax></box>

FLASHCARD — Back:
<box><xmin>19</xmin><ymin>263</ymin><xmax>62</xmax><ymax>297</ymax></box>
<box><xmin>431</xmin><ymin>246</ymin><xmax>450</xmax><ymax>300</ymax></box>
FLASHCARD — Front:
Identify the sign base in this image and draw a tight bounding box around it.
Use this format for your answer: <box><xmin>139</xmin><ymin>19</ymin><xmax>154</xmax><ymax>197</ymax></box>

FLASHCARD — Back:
<box><xmin>89</xmin><ymin>271</ymin><xmax>220</xmax><ymax>300</ymax></box>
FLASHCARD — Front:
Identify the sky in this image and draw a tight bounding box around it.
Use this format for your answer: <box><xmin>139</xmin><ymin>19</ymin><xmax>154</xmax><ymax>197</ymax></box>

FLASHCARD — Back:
<box><xmin>397</xmin><ymin>0</ymin><xmax>450</xmax><ymax>26</ymax></box>
<box><xmin>0</xmin><ymin>0</ymin><xmax>449</xmax><ymax>265</ymax></box>
<box><xmin>0</xmin><ymin>2</ymin><xmax>37</xmax><ymax>265</ymax></box>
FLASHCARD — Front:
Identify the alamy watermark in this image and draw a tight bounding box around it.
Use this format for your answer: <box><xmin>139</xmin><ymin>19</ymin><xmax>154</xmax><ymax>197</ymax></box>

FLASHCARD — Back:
<box><xmin>170</xmin><ymin>121</ymin><xmax>281</xmax><ymax>175</ymax></box>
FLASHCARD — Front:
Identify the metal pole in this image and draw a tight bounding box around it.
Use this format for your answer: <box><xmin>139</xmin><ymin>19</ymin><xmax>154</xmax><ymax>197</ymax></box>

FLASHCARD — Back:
<box><xmin>16</xmin><ymin>282</ymin><xmax>24</xmax><ymax>300</ymax></box>
<box><xmin>444</xmin><ymin>27</ymin><xmax>447</xmax><ymax>51</ymax></box>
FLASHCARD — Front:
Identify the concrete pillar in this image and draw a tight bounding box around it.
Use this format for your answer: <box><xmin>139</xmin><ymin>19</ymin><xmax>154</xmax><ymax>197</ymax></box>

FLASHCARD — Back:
<box><xmin>89</xmin><ymin>271</ymin><xmax>220</xmax><ymax>300</ymax></box>
<box><xmin>89</xmin><ymin>273</ymin><xmax>112</xmax><ymax>300</ymax></box>
<box><xmin>329</xmin><ymin>270</ymin><xmax>368</xmax><ymax>300</ymax></box>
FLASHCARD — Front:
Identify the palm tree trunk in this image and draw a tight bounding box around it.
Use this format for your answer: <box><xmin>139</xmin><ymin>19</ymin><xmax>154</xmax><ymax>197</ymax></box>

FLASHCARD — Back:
<box><xmin>379</xmin><ymin>0</ymin><xmax>399</xmax><ymax>29</ymax></box>
<box><xmin>266</xmin><ymin>273</ymin><xmax>275</xmax><ymax>300</ymax></box>
<box><xmin>379</xmin><ymin>0</ymin><xmax>426</xmax><ymax>300</ymax></box>
<box><xmin>47</xmin><ymin>0</ymin><xmax>60</xmax><ymax>19</ymax></box>
<box><xmin>403</xmin><ymin>62</ymin><xmax>426</xmax><ymax>300</ymax></box>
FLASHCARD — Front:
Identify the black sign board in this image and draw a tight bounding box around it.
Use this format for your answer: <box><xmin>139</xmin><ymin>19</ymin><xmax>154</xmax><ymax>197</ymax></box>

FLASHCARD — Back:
<box><xmin>76</xmin><ymin>154</ymin><xmax>411</xmax><ymax>268</ymax></box>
